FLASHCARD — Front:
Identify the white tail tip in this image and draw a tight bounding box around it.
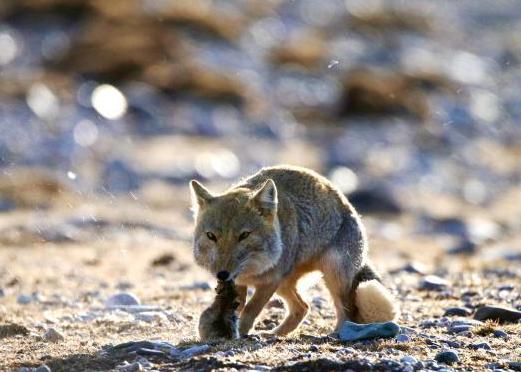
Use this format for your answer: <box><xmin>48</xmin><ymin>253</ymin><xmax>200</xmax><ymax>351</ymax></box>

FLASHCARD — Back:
<box><xmin>355</xmin><ymin>280</ymin><xmax>400</xmax><ymax>323</ymax></box>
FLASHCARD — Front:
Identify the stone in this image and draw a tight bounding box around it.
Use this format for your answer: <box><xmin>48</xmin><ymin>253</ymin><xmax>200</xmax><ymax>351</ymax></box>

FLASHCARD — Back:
<box><xmin>0</xmin><ymin>199</ymin><xmax>16</xmax><ymax>212</ymax></box>
<box><xmin>493</xmin><ymin>330</ymin><xmax>508</xmax><ymax>338</ymax></box>
<box><xmin>470</xmin><ymin>342</ymin><xmax>491</xmax><ymax>350</ymax></box>
<box><xmin>401</xmin><ymin>355</ymin><xmax>417</xmax><ymax>365</ymax></box>
<box><xmin>105</xmin><ymin>292</ymin><xmax>141</xmax><ymax>307</ymax></box>
<box><xmin>420</xmin><ymin>275</ymin><xmax>448</xmax><ymax>291</ymax></box>
<box><xmin>43</xmin><ymin>328</ymin><xmax>64</xmax><ymax>342</ymax></box>
<box><xmin>390</xmin><ymin>262</ymin><xmax>427</xmax><ymax>275</ymax></box>
<box><xmin>35</xmin><ymin>365</ymin><xmax>52</xmax><ymax>372</ymax></box>
<box><xmin>170</xmin><ymin>344</ymin><xmax>210</xmax><ymax>359</ymax></box>
<box><xmin>435</xmin><ymin>349</ymin><xmax>459</xmax><ymax>365</ymax></box>
<box><xmin>395</xmin><ymin>334</ymin><xmax>411</xmax><ymax>343</ymax></box>
<box><xmin>116</xmin><ymin>361</ymin><xmax>143</xmax><ymax>371</ymax></box>
<box><xmin>135</xmin><ymin>311</ymin><xmax>168</xmax><ymax>323</ymax></box>
<box><xmin>508</xmin><ymin>361</ymin><xmax>521</xmax><ymax>371</ymax></box>
<box><xmin>180</xmin><ymin>281</ymin><xmax>211</xmax><ymax>291</ymax></box>
<box><xmin>347</xmin><ymin>188</ymin><xmax>402</xmax><ymax>215</ymax></box>
<box><xmin>337</xmin><ymin>321</ymin><xmax>400</xmax><ymax>341</ymax></box>
<box><xmin>447</xmin><ymin>239</ymin><xmax>477</xmax><ymax>255</ymax></box>
<box><xmin>447</xmin><ymin>319</ymin><xmax>481</xmax><ymax>334</ymax></box>
<box><xmin>474</xmin><ymin>305</ymin><xmax>521</xmax><ymax>323</ymax></box>
<box><xmin>0</xmin><ymin>288</ymin><xmax>4</xmax><ymax>297</ymax></box>
<box><xmin>444</xmin><ymin>307</ymin><xmax>472</xmax><ymax>317</ymax></box>
<box><xmin>17</xmin><ymin>294</ymin><xmax>33</xmax><ymax>305</ymax></box>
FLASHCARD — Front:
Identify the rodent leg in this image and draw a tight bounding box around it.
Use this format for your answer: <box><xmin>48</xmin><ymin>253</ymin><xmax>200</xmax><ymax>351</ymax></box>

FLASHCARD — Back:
<box><xmin>236</xmin><ymin>285</ymin><xmax>247</xmax><ymax>314</ymax></box>
<box><xmin>239</xmin><ymin>282</ymin><xmax>279</xmax><ymax>335</ymax></box>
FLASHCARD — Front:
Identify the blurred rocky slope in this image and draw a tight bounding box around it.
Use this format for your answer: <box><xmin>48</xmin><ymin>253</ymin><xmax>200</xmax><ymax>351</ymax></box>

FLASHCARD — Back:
<box><xmin>0</xmin><ymin>0</ymin><xmax>521</xmax><ymax>214</ymax></box>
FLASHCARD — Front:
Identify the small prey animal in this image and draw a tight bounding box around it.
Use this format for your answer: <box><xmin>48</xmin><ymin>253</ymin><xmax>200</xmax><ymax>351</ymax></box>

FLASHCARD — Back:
<box><xmin>198</xmin><ymin>270</ymin><xmax>240</xmax><ymax>341</ymax></box>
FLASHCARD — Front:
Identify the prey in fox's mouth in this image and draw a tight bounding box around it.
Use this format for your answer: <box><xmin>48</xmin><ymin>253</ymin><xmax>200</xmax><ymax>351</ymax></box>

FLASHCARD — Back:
<box><xmin>198</xmin><ymin>270</ymin><xmax>240</xmax><ymax>341</ymax></box>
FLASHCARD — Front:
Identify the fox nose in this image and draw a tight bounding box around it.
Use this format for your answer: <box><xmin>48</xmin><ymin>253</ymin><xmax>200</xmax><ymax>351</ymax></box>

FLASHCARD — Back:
<box><xmin>217</xmin><ymin>270</ymin><xmax>230</xmax><ymax>281</ymax></box>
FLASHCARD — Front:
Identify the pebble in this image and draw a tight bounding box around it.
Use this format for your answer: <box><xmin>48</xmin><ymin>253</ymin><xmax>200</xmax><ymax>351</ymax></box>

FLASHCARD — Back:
<box><xmin>135</xmin><ymin>311</ymin><xmax>168</xmax><ymax>323</ymax></box>
<box><xmin>470</xmin><ymin>342</ymin><xmax>491</xmax><ymax>350</ymax></box>
<box><xmin>508</xmin><ymin>361</ymin><xmax>521</xmax><ymax>371</ymax></box>
<box><xmin>309</xmin><ymin>344</ymin><xmax>319</xmax><ymax>352</ymax></box>
<box><xmin>338</xmin><ymin>321</ymin><xmax>400</xmax><ymax>341</ymax></box>
<box><xmin>401</xmin><ymin>355</ymin><xmax>417</xmax><ymax>365</ymax></box>
<box><xmin>17</xmin><ymin>294</ymin><xmax>33</xmax><ymax>305</ymax></box>
<box><xmin>347</xmin><ymin>188</ymin><xmax>402</xmax><ymax>215</ymax></box>
<box><xmin>444</xmin><ymin>307</ymin><xmax>472</xmax><ymax>317</ymax></box>
<box><xmin>447</xmin><ymin>239</ymin><xmax>477</xmax><ymax>255</ymax></box>
<box><xmin>474</xmin><ymin>305</ymin><xmax>521</xmax><ymax>323</ymax></box>
<box><xmin>395</xmin><ymin>334</ymin><xmax>411</xmax><ymax>343</ymax></box>
<box><xmin>0</xmin><ymin>288</ymin><xmax>4</xmax><ymax>297</ymax></box>
<box><xmin>493</xmin><ymin>330</ymin><xmax>508</xmax><ymax>338</ymax></box>
<box><xmin>420</xmin><ymin>275</ymin><xmax>448</xmax><ymax>291</ymax></box>
<box><xmin>180</xmin><ymin>281</ymin><xmax>211</xmax><ymax>291</ymax></box>
<box><xmin>116</xmin><ymin>361</ymin><xmax>143</xmax><ymax>371</ymax></box>
<box><xmin>43</xmin><ymin>328</ymin><xmax>64</xmax><ymax>343</ymax></box>
<box><xmin>390</xmin><ymin>262</ymin><xmax>427</xmax><ymax>275</ymax></box>
<box><xmin>35</xmin><ymin>366</ymin><xmax>52</xmax><ymax>372</ymax></box>
<box><xmin>448</xmin><ymin>324</ymin><xmax>472</xmax><ymax>333</ymax></box>
<box><xmin>170</xmin><ymin>344</ymin><xmax>210</xmax><ymax>359</ymax></box>
<box><xmin>435</xmin><ymin>349</ymin><xmax>459</xmax><ymax>364</ymax></box>
<box><xmin>105</xmin><ymin>292</ymin><xmax>141</xmax><ymax>307</ymax></box>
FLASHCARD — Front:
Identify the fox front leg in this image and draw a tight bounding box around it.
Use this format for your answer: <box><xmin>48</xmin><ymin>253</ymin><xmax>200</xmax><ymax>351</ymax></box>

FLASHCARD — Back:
<box><xmin>239</xmin><ymin>282</ymin><xmax>279</xmax><ymax>335</ymax></box>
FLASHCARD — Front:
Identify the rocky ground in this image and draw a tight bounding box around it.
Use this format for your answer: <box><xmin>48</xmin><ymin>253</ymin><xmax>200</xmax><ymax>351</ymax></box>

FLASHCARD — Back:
<box><xmin>0</xmin><ymin>182</ymin><xmax>520</xmax><ymax>371</ymax></box>
<box><xmin>1</xmin><ymin>0</ymin><xmax>521</xmax><ymax>370</ymax></box>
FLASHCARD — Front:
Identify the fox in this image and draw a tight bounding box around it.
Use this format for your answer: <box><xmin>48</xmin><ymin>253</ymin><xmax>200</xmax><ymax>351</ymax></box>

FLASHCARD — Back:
<box><xmin>190</xmin><ymin>165</ymin><xmax>399</xmax><ymax>336</ymax></box>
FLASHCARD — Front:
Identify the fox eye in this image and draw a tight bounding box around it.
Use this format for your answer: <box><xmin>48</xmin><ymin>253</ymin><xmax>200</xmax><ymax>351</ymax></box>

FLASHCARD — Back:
<box><xmin>238</xmin><ymin>231</ymin><xmax>251</xmax><ymax>242</ymax></box>
<box><xmin>206</xmin><ymin>232</ymin><xmax>217</xmax><ymax>242</ymax></box>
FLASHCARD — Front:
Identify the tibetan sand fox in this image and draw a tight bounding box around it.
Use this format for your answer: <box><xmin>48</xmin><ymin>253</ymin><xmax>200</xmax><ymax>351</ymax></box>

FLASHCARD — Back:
<box><xmin>190</xmin><ymin>165</ymin><xmax>399</xmax><ymax>336</ymax></box>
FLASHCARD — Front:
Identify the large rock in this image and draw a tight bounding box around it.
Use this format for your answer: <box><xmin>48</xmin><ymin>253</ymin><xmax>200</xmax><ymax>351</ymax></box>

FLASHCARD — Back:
<box><xmin>474</xmin><ymin>306</ymin><xmax>521</xmax><ymax>324</ymax></box>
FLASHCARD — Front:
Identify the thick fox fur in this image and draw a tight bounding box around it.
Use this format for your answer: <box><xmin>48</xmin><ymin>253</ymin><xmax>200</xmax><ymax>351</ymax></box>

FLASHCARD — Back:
<box><xmin>190</xmin><ymin>165</ymin><xmax>399</xmax><ymax>336</ymax></box>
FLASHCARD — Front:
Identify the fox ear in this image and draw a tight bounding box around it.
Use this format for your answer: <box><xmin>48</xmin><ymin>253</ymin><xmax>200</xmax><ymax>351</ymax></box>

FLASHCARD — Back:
<box><xmin>190</xmin><ymin>180</ymin><xmax>214</xmax><ymax>213</ymax></box>
<box><xmin>250</xmin><ymin>179</ymin><xmax>278</xmax><ymax>216</ymax></box>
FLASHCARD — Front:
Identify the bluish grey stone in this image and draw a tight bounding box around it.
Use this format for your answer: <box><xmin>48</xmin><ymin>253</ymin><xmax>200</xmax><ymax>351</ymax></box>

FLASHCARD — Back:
<box><xmin>449</xmin><ymin>324</ymin><xmax>472</xmax><ymax>333</ymax></box>
<box><xmin>338</xmin><ymin>321</ymin><xmax>400</xmax><ymax>341</ymax></box>
<box><xmin>420</xmin><ymin>275</ymin><xmax>448</xmax><ymax>291</ymax></box>
<box><xmin>105</xmin><ymin>292</ymin><xmax>141</xmax><ymax>307</ymax></box>
<box><xmin>447</xmin><ymin>239</ymin><xmax>477</xmax><ymax>255</ymax></box>
<box><xmin>401</xmin><ymin>355</ymin><xmax>417</xmax><ymax>365</ymax></box>
<box><xmin>493</xmin><ymin>330</ymin><xmax>508</xmax><ymax>338</ymax></box>
<box><xmin>35</xmin><ymin>365</ymin><xmax>52</xmax><ymax>372</ymax></box>
<box><xmin>395</xmin><ymin>334</ymin><xmax>411</xmax><ymax>343</ymax></box>
<box><xmin>435</xmin><ymin>349</ymin><xmax>459</xmax><ymax>365</ymax></box>
<box><xmin>17</xmin><ymin>294</ymin><xmax>33</xmax><ymax>305</ymax></box>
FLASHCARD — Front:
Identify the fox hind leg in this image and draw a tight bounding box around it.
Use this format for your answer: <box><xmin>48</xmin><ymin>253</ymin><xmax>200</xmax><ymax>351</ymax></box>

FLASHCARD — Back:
<box><xmin>320</xmin><ymin>250</ymin><xmax>358</xmax><ymax>331</ymax></box>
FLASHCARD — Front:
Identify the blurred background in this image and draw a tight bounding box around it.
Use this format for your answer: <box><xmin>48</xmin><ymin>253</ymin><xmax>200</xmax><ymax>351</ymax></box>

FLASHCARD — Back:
<box><xmin>0</xmin><ymin>0</ymin><xmax>520</xmax><ymax>261</ymax></box>
<box><xmin>1</xmin><ymin>1</ymin><xmax>521</xmax><ymax>369</ymax></box>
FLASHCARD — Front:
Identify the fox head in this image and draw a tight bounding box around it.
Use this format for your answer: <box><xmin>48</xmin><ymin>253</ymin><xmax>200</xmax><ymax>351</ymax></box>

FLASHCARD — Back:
<box><xmin>189</xmin><ymin>179</ymin><xmax>282</xmax><ymax>279</ymax></box>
